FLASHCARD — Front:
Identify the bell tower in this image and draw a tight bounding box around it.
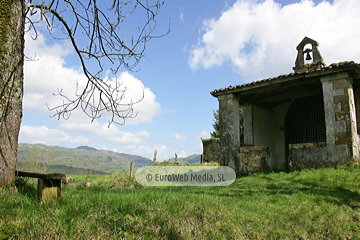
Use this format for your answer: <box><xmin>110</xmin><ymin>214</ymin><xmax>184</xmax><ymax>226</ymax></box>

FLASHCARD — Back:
<box><xmin>293</xmin><ymin>37</ymin><xmax>325</xmax><ymax>73</ymax></box>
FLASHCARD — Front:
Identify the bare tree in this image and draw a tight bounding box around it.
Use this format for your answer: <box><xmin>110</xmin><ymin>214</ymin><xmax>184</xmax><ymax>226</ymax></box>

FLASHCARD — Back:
<box><xmin>0</xmin><ymin>0</ymin><xmax>168</xmax><ymax>186</ymax></box>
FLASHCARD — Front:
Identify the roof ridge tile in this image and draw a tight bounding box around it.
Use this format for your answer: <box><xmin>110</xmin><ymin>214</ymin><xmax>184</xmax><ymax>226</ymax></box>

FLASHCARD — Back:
<box><xmin>211</xmin><ymin>61</ymin><xmax>358</xmax><ymax>95</ymax></box>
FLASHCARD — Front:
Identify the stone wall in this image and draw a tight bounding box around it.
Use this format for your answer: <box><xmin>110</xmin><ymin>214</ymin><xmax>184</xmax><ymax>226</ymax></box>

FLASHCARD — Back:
<box><xmin>235</xmin><ymin>146</ymin><xmax>270</xmax><ymax>173</ymax></box>
<box><xmin>202</xmin><ymin>138</ymin><xmax>221</xmax><ymax>164</ymax></box>
<box><xmin>354</xmin><ymin>88</ymin><xmax>360</xmax><ymax>134</ymax></box>
<box><xmin>288</xmin><ymin>142</ymin><xmax>329</xmax><ymax>170</ymax></box>
<box><xmin>321</xmin><ymin>72</ymin><xmax>359</xmax><ymax>162</ymax></box>
<box><xmin>203</xmin><ymin>140</ymin><xmax>270</xmax><ymax>173</ymax></box>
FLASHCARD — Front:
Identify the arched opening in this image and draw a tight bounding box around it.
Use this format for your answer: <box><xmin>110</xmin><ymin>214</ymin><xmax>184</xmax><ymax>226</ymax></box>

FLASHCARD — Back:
<box><xmin>304</xmin><ymin>43</ymin><xmax>313</xmax><ymax>64</ymax></box>
<box><xmin>285</xmin><ymin>95</ymin><xmax>326</xmax><ymax>168</ymax></box>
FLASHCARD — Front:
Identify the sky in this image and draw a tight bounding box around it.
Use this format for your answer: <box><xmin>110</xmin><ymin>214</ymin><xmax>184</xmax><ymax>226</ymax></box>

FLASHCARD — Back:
<box><xmin>20</xmin><ymin>0</ymin><xmax>360</xmax><ymax>161</ymax></box>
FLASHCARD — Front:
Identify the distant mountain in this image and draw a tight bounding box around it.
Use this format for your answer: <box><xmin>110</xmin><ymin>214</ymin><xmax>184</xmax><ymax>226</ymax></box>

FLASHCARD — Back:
<box><xmin>167</xmin><ymin>154</ymin><xmax>202</xmax><ymax>164</ymax></box>
<box><xmin>17</xmin><ymin>143</ymin><xmax>152</xmax><ymax>175</ymax></box>
<box><xmin>76</xmin><ymin>146</ymin><xmax>98</xmax><ymax>151</ymax></box>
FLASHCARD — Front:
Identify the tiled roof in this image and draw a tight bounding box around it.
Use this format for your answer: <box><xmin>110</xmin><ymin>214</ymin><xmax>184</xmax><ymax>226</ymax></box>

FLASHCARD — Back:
<box><xmin>210</xmin><ymin>61</ymin><xmax>357</xmax><ymax>96</ymax></box>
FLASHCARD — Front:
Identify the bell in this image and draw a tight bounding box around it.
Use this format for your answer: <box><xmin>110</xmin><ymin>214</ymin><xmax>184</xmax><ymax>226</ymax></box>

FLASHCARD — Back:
<box><xmin>305</xmin><ymin>52</ymin><xmax>312</xmax><ymax>61</ymax></box>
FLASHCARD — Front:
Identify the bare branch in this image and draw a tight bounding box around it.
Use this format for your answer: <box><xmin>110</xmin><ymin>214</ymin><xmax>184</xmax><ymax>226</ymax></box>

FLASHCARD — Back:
<box><xmin>25</xmin><ymin>0</ymin><xmax>169</xmax><ymax>126</ymax></box>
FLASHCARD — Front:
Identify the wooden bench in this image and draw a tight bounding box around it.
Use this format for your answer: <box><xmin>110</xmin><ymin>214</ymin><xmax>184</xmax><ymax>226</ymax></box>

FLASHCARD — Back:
<box><xmin>15</xmin><ymin>170</ymin><xmax>66</xmax><ymax>203</ymax></box>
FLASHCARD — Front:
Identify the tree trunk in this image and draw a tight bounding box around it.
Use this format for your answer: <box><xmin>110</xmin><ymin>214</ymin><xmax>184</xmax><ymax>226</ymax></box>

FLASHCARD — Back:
<box><xmin>0</xmin><ymin>0</ymin><xmax>25</xmax><ymax>186</ymax></box>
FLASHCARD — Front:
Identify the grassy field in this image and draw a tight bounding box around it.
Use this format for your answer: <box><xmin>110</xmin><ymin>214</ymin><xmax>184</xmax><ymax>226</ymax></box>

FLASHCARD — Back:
<box><xmin>1</xmin><ymin>167</ymin><xmax>360</xmax><ymax>239</ymax></box>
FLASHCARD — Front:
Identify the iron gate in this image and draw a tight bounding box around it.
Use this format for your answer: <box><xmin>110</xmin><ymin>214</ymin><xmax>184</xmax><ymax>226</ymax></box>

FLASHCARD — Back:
<box><xmin>285</xmin><ymin>95</ymin><xmax>326</xmax><ymax>144</ymax></box>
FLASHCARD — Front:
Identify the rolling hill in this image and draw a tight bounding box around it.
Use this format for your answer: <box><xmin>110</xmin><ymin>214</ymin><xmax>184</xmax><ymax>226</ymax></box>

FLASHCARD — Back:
<box><xmin>16</xmin><ymin>143</ymin><xmax>202</xmax><ymax>175</ymax></box>
<box><xmin>17</xmin><ymin>143</ymin><xmax>153</xmax><ymax>174</ymax></box>
<box><xmin>166</xmin><ymin>154</ymin><xmax>202</xmax><ymax>164</ymax></box>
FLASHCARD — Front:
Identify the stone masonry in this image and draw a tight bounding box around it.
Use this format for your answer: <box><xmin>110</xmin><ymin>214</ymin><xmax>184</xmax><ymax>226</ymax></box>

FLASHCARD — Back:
<box><xmin>218</xmin><ymin>94</ymin><xmax>240</xmax><ymax>171</ymax></box>
<box><xmin>202</xmin><ymin>138</ymin><xmax>221</xmax><ymax>164</ymax></box>
<box><xmin>321</xmin><ymin>72</ymin><xmax>359</xmax><ymax>164</ymax></box>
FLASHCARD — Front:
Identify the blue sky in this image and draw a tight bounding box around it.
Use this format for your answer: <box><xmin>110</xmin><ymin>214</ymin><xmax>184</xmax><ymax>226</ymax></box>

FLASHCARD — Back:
<box><xmin>20</xmin><ymin>0</ymin><xmax>360</xmax><ymax>161</ymax></box>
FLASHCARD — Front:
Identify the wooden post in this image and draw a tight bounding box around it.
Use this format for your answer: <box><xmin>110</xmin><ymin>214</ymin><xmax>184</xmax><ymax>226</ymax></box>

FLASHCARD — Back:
<box><xmin>175</xmin><ymin>153</ymin><xmax>178</xmax><ymax>163</ymax></box>
<box><xmin>15</xmin><ymin>171</ymin><xmax>66</xmax><ymax>203</ymax></box>
<box><xmin>153</xmin><ymin>150</ymin><xmax>157</xmax><ymax>163</ymax></box>
<box><xmin>130</xmin><ymin>162</ymin><xmax>134</xmax><ymax>179</ymax></box>
<box><xmin>38</xmin><ymin>179</ymin><xmax>62</xmax><ymax>204</ymax></box>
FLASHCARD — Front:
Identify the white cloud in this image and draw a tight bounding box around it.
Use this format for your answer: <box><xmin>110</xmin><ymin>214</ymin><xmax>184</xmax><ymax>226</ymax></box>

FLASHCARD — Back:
<box><xmin>106</xmin><ymin>135</ymin><xmax>143</xmax><ymax>145</ymax></box>
<box><xmin>179</xmin><ymin>7</ymin><xmax>185</xmax><ymax>23</ymax></box>
<box><xmin>189</xmin><ymin>0</ymin><xmax>360</xmax><ymax>80</ymax></box>
<box><xmin>177</xmin><ymin>151</ymin><xmax>187</xmax><ymax>158</ymax></box>
<box><xmin>19</xmin><ymin>125</ymin><xmax>89</xmax><ymax>146</ymax></box>
<box><xmin>196</xmin><ymin>131</ymin><xmax>211</xmax><ymax>150</ymax></box>
<box><xmin>198</xmin><ymin>130</ymin><xmax>211</xmax><ymax>139</ymax></box>
<box><xmin>24</xmin><ymin>32</ymin><xmax>161</xmax><ymax>125</ymax></box>
<box><xmin>111</xmin><ymin>72</ymin><xmax>162</xmax><ymax>124</ymax></box>
<box><xmin>125</xmin><ymin>145</ymin><xmax>138</xmax><ymax>150</ymax></box>
<box><xmin>24</xmin><ymin>34</ymin><xmax>86</xmax><ymax>113</ymax></box>
<box><xmin>59</xmin><ymin>119</ymin><xmax>148</xmax><ymax>145</ymax></box>
<box><xmin>110</xmin><ymin>144</ymin><xmax>189</xmax><ymax>161</ymax></box>
<box><xmin>136</xmin><ymin>131</ymin><xmax>150</xmax><ymax>138</ymax></box>
<box><xmin>170</xmin><ymin>133</ymin><xmax>187</xmax><ymax>140</ymax></box>
<box><xmin>124</xmin><ymin>144</ymin><xmax>169</xmax><ymax>160</ymax></box>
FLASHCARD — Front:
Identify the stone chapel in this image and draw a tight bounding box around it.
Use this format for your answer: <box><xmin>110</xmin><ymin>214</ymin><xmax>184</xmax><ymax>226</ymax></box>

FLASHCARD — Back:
<box><xmin>206</xmin><ymin>37</ymin><xmax>360</xmax><ymax>172</ymax></box>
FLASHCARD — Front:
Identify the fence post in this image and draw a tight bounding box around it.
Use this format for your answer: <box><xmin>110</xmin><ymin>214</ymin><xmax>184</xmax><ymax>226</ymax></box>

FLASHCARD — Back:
<box><xmin>153</xmin><ymin>150</ymin><xmax>157</xmax><ymax>163</ymax></box>
<box><xmin>130</xmin><ymin>162</ymin><xmax>134</xmax><ymax>179</ymax></box>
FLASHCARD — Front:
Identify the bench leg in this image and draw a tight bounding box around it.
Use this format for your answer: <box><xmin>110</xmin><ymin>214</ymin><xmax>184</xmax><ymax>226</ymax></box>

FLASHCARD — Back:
<box><xmin>38</xmin><ymin>179</ymin><xmax>62</xmax><ymax>203</ymax></box>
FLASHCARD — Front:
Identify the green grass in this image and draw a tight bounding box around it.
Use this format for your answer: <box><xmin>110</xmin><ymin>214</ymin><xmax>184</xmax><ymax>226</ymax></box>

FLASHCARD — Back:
<box><xmin>1</xmin><ymin>167</ymin><xmax>360</xmax><ymax>239</ymax></box>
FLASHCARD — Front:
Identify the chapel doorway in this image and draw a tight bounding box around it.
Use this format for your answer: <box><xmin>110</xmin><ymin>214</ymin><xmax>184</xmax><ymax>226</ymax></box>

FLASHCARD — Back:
<box><xmin>284</xmin><ymin>95</ymin><xmax>326</xmax><ymax>168</ymax></box>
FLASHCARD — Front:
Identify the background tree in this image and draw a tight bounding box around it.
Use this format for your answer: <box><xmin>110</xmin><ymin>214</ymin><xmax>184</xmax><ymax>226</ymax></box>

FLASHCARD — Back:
<box><xmin>0</xmin><ymin>0</ymin><xmax>168</xmax><ymax>186</ymax></box>
<box><xmin>210</xmin><ymin>110</ymin><xmax>220</xmax><ymax>138</ymax></box>
<box><xmin>211</xmin><ymin>107</ymin><xmax>244</xmax><ymax>144</ymax></box>
<box><xmin>18</xmin><ymin>148</ymin><xmax>54</xmax><ymax>173</ymax></box>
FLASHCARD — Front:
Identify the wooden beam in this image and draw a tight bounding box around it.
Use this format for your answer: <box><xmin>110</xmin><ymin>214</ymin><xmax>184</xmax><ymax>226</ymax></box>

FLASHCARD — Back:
<box><xmin>16</xmin><ymin>170</ymin><xmax>66</xmax><ymax>180</ymax></box>
<box><xmin>257</xmin><ymin>89</ymin><xmax>322</xmax><ymax>103</ymax></box>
